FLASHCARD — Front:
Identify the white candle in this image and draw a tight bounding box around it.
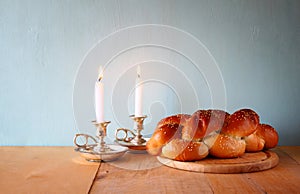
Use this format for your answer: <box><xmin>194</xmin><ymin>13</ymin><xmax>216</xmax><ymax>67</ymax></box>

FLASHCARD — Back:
<box><xmin>135</xmin><ymin>65</ymin><xmax>143</xmax><ymax>117</ymax></box>
<box><xmin>95</xmin><ymin>66</ymin><xmax>104</xmax><ymax>123</ymax></box>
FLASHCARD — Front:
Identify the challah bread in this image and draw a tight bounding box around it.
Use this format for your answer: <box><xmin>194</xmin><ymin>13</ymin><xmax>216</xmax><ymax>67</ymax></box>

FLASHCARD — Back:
<box><xmin>205</xmin><ymin>109</ymin><xmax>260</xmax><ymax>158</ymax></box>
<box><xmin>146</xmin><ymin>123</ymin><xmax>181</xmax><ymax>155</ymax></box>
<box><xmin>182</xmin><ymin>109</ymin><xmax>229</xmax><ymax>141</ymax></box>
<box><xmin>204</xmin><ymin>133</ymin><xmax>246</xmax><ymax>158</ymax></box>
<box><xmin>206</xmin><ymin>109</ymin><xmax>230</xmax><ymax>135</ymax></box>
<box><xmin>156</xmin><ymin>114</ymin><xmax>190</xmax><ymax>128</ymax></box>
<box><xmin>146</xmin><ymin>114</ymin><xmax>190</xmax><ymax>155</ymax></box>
<box><xmin>162</xmin><ymin>139</ymin><xmax>209</xmax><ymax>161</ymax></box>
<box><xmin>255</xmin><ymin>124</ymin><xmax>279</xmax><ymax>149</ymax></box>
<box><xmin>146</xmin><ymin>108</ymin><xmax>279</xmax><ymax>161</ymax></box>
<box><xmin>244</xmin><ymin>132</ymin><xmax>265</xmax><ymax>152</ymax></box>
<box><xmin>222</xmin><ymin>109</ymin><xmax>259</xmax><ymax>137</ymax></box>
<box><xmin>244</xmin><ymin>123</ymin><xmax>278</xmax><ymax>152</ymax></box>
<box><xmin>181</xmin><ymin>110</ymin><xmax>209</xmax><ymax>141</ymax></box>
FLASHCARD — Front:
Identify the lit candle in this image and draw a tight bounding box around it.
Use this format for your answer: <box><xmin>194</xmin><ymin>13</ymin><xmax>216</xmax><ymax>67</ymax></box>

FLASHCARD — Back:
<box><xmin>135</xmin><ymin>65</ymin><xmax>143</xmax><ymax>117</ymax></box>
<box><xmin>95</xmin><ymin>66</ymin><xmax>104</xmax><ymax>123</ymax></box>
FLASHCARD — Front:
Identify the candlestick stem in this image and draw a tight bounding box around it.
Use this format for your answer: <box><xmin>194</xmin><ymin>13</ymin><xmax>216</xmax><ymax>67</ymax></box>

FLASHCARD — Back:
<box><xmin>93</xmin><ymin>121</ymin><xmax>111</xmax><ymax>152</ymax></box>
<box><xmin>130</xmin><ymin>115</ymin><xmax>147</xmax><ymax>145</ymax></box>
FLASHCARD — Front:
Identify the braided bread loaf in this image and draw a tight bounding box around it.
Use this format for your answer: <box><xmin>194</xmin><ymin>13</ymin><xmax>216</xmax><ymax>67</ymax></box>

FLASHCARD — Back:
<box><xmin>146</xmin><ymin>108</ymin><xmax>279</xmax><ymax>161</ymax></box>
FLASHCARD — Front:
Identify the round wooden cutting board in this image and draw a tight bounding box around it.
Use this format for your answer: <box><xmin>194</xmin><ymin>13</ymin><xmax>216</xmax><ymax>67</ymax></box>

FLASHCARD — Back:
<box><xmin>157</xmin><ymin>150</ymin><xmax>279</xmax><ymax>173</ymax></box>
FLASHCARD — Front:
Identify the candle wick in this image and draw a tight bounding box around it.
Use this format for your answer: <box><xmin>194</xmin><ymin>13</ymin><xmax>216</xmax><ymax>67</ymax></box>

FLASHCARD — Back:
<box><xmin>98</xmin><ymin>76</ymin><xmax>102</xmax><ymax>82</ymax></box>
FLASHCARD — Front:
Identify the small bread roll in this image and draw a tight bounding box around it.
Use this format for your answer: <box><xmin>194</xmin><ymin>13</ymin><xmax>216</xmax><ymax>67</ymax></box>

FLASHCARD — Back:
<box><xmin>204</xmin><ymin>133</ymin><xmax>246</xmax><ymax>158</ymax></box>
<box><xmin>222</xmin><ymin>109</ymin><xmax>259</xmax><ymax>137</ymax></box>
<box><xmin>162</xmin><ymin>139</ymin><xmax>208</xmax><ymax>161</ymax></box>
<box><xmin>256</xmin><ymin>124</ymin><xmax>279</xmax><ymax>149</ymax></box>
<box><xmin>244</xmin><ymin>133</ymin><xmax>265</xmax><ymax>152</ymax></box>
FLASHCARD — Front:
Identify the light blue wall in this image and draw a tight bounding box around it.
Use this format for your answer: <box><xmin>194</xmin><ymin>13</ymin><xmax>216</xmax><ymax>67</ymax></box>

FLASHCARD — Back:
<box><xmin>1</xmin><ymin>0</ymin><xmax>299</xmax><ymax>145</ymax></box>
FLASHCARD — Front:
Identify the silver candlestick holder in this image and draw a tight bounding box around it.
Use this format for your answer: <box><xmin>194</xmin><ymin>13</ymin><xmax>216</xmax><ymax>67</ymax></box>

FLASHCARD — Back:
<box><xmin>115</xmin><ymin>115</ymin><xmax>148</xmax><ymax>151</ymax></box>
<box><xmin>74</xmin><ymin>120</ymin><xmax>128</xmax><ymax>162</ymax></box>
<box><xmin>92</xmin><ymin>120</ymin><xmax>111</xmax><ymax>152</ymax></box>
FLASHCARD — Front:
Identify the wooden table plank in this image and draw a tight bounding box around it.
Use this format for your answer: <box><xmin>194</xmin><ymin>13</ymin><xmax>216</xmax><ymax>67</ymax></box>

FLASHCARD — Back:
<box><xmin>90</xmin><ymin>160</ymin><xmax>213</xmax><ymax>193</ymax></box>
<box><xmin>0</xmin><ymin>147</ymin><xmax>100</xmax><ymax>194</ymax></box>
<box><xmin>279</xmin><ymin>146</ymin><xmax>300</xmax><ymax>164</ymax></box>
<box><xmin>90</xmin><ymin>151</ymin><xmax>214</xmax><ymax>193</ymax></box>
<box><xmin>0</xmin><ymin>146</ymin><xmax>299</xmax><ymax>193</ymax></box>
<box><xmin>204</xmin><ymin>173</ymin><xmax>265</xmax><ymax>193</ymax></box>
<box><xmin>91</xmin><ymin>146</ymin><xmax>300</xmax><ymax>194</ymax></box>
<box><xmin>243</xmin><ymin>147</ymin><xmax>300</xmax><ymax>194</ymax></box>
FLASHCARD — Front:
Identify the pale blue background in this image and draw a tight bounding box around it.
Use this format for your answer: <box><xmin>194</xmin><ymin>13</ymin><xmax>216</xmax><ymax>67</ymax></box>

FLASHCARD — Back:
<box><xmin>1</xmin><ymin>0</ymin><xmax>299</xmax><ymax>145</ymax></box>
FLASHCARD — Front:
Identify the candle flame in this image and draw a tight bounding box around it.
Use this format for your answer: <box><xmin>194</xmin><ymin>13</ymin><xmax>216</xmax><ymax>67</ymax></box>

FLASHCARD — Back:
<box><xmin>98</xmin><ymin>66</ymin><xmax>103</xmax><ymax>82</ymax></box>
<box><xmin>137</xmin><ymin>65</ymin><xmax>141</xmax><ymax>79</ymax></box>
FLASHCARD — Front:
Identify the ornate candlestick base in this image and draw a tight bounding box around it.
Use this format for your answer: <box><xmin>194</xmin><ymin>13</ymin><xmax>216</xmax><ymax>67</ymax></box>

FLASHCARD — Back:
<box><xmin>73</xmin><ymin>120</ymin><xmax>128</xmax><ymax>162</ymax></box>
<box><xmin>115</xmin><ymin>115</ymin><xmax>148</xmax><ymax>151</ymax></box>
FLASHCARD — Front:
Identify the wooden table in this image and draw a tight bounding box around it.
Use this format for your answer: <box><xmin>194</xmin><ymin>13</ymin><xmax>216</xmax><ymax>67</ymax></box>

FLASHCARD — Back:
<box><xmin>0</xmin><ymin>146</ymin><xmax>299</xmax><ymax>194</ymax></box>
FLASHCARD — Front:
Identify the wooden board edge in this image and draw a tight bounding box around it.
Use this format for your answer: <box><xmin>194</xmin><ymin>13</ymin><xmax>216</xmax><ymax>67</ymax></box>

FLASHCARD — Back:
<box><xmin>157</xmin><ymin>151</ymin><xmax>279</xmax><ymax>174</ymax></box>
